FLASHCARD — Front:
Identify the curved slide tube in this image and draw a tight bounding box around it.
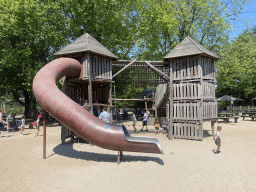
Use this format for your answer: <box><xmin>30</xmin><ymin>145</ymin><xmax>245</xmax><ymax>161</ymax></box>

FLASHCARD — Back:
<box><xmin>33</xmin><ymin>58</ymin><xmax>163</xmax><ymax>155</ymax></box>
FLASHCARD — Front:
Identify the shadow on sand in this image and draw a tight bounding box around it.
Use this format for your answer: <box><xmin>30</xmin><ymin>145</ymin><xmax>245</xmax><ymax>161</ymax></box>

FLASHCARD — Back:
<box><xmin>52</xmin><ymin>142</ymin><xmax>164</xmax><ymax>165</ymax></box>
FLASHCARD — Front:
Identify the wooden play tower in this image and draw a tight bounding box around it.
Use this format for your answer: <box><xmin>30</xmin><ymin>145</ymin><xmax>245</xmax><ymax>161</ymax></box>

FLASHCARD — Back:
<box><xmin>163</xmin><ymin>37</ymin><xmax>219</xmax><ymax>140</ymax></box>
<box><xmin>53</xmin><ymin>33</ymin><xmax>218</xmax><ymax>142</ymax></box>
<box><xmin>54</xmin><ymin>33</ymin><xmax>118</xmax><ymax>143</ymax></box>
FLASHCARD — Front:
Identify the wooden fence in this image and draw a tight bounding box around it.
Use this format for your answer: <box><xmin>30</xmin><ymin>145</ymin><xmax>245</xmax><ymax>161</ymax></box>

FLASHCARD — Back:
<box><xmin>173</xmin><ymin>123</ymin><xmax>202</xmax><ymax>140</ymax></box>
<box><xmin>173</xmin><ymin>102</ymin><xmax>217</xmax><ymax>121</ymax></box>
<box><xmin>172</xmin><ymin>56</ymin><xmax>215</xmax><ymax>81</ymax></box>
<box><xmin>83</xmin><ymin>54</ymin><xmax>112</xmax><ymax>80</ymax></box>
<box><xmin>173</xmin><ymin>81</ymin><xmax>215</xmax><ymax>100</ymax></box>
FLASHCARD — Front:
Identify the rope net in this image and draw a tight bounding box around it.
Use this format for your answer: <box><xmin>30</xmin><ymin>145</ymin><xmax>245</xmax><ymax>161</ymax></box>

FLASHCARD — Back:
<box><xmin>112</xmin><ymin>61</ymin><xmax>169</xmax><ymax>85</ymax></box>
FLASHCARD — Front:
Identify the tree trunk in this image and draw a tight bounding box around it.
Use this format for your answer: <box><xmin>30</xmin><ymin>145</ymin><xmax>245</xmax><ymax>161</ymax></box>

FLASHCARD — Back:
<box><xmin>25</xmin><ymin>93</ymin><xmax>37</xmax><ymax>119</ymax></box>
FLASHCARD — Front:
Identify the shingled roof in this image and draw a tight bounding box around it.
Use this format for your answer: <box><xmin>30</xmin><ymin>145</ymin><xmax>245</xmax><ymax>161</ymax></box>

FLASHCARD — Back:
<box><xmin>54</xmin><ymin>33</ymin><xmax>118</xmax><ymax>59</ymax></box>
<box><xmin>164</xmin><ymin>36</ymin><xmax>219</xmax><ymax>60</ymax></box>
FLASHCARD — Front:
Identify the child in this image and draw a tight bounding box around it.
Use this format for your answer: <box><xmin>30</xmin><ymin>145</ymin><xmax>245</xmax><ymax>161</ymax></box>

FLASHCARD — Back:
<box><xmin>20</xmin><ymin>116</ymin><xmax>25</xmax><ymax>135</ymax></box>
<box><xmin>161</xmin><ymin>118</ymin><xmax>167</xmax><ymax>134</ymax></box>
<box><xmin>132</xmin><ymin>111</ymin><xmax>137</xmax><ymax>133</ymax></box>
<box><xmin>154</xmin><ymin>118</ymin><xmax>160</xmax><ymax>135</ymax></box>
<box><xmin>213</xmin><ymin>126</ymin><xmax>222</xmax><ymax>154</ymax></box>
<box><xmin>34</xmin><ymin>114</ymin><xmax>42</xmax><ymax>137</ymax></box>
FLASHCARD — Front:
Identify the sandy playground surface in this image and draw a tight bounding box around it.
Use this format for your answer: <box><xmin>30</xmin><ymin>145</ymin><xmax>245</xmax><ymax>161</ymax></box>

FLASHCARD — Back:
<box><xmin>1</xmin><ymin>117</ymin><xmax>256</xmax><ymax>192</ymax></box>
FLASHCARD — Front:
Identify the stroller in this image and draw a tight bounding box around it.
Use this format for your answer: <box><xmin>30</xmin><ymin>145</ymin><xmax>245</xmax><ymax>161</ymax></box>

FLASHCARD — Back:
<box><xmin>7</xmin><ymin>115</ymin><xmax>19</xmax><ymax>132</ymax></box>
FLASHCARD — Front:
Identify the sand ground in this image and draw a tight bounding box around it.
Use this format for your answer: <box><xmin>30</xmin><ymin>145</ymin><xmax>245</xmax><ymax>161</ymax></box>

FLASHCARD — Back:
<box><xmin>1</xmin><ymin>118</ymin><xmax>256</xmax><ymax>192</ymax></box>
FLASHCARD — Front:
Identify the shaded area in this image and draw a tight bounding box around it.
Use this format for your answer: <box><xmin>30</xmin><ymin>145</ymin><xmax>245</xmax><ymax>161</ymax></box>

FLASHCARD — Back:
<box><xmin>203</xmin><ymin>129</ymin><xmax>212</xmax><ymax>138</ymax></box>
<box><xmin>53</xmin><ymin>143</ymin><xmax>164</xmax><ymax>165</ymax></box>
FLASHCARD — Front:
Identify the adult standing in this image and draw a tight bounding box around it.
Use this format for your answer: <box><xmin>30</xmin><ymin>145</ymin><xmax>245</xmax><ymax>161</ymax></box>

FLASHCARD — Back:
<box><xmin>99</xmin><ymin>107</ymin><xmax>111</xmax><ymax>123</ymax></box>
<box><xmin>0</xmin><ymin>109</ymin><xmax>6</xmax><ymax>132</ymax></box>
<box><xmin>141</xmin><ymin>110</ymin><xmax>148</xmax><ymax>131</ymax></box>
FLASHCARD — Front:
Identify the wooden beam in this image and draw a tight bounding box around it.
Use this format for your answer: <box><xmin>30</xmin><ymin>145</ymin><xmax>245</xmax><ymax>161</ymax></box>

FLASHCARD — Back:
<box><xmin>112</xmin><ymin>60</ymin><xmax>136</xmax><ymax>78</ymax></box>
<box><xmin>115</xmin><ymin>98</ymin><xmax>154</xmax><ymax>101</ymax></box>
<box><xmin>144</xmin><ymin>61</ymin><xmax>170</xmax><ymax>80</ymax></box>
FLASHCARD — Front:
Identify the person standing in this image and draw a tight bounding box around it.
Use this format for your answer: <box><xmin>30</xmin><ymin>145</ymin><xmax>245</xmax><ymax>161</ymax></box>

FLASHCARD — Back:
<box><xmin>20</xmin><ymin>116</ymin><xmax>26</xmax><ymax>135</ymax></box>
<box><xmin>0</xmin><ymin>109</ymin><xmax>6</xmax><ymax>133</ymax></box>
<box><xmin>154</xmin><ymin>118</ymin><xmax>160</xmax><ymax>134</ymax></box>
<box><xmin>213</xmin><ymin>126</ymin><xmax>222</xmax><ymax>154</ymax></box>
<box><xmin>99</xmin><ymin>107</ymin><xmax>111</xmax><ymax>123</ymax></box>
<box><xmin>141</xmin><ymin>110</ymin><xmax>148</xmax><ymax>131</ymax></box>
<box><xmin>132</xmin><ymin>111</ymin><xmax>137</xmax><ymax>133</ymax></box>
<box><xmin>34</xmin><ymin>114</ymin><xmax>42</xmax><ymax>137</ymax></box>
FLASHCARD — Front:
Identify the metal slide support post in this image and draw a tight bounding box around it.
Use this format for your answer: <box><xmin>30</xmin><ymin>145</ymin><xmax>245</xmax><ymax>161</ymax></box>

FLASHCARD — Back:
<box><xmin>43</xmin><ymin>110</ymin><xmax>47</xmax><ymax>159</ymax></box>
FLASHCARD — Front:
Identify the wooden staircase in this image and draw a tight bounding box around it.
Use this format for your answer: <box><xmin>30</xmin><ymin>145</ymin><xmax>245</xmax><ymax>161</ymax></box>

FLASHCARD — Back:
<box><xmin>155</xmin><ymin>83</ymin><xmax>169</xmax><ymax>109</ymax></box>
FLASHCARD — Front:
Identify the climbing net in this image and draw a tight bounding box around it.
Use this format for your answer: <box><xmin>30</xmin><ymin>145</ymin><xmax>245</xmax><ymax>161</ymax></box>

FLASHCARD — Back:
<box><xmin>112</xmin><ymin>60</ymin><xmax>169</xmax><ymax>85</ymax></box>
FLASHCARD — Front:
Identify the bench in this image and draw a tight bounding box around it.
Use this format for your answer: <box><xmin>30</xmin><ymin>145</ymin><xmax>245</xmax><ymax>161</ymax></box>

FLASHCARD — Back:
<box><xmin>234</xmin><ymin>116</ymin><xmax>239</xmax><ymax>123</ymax></box>
<box><xmin>250</xmin><ymin>116</ymin><xmax>256</xmax><ymax>121</ymax></box>
<box><xmin>241</xmin><ymin>115</ymin><xmax>256</xmax><ymax>121</ymax></box>
<box><xmin>218</xmin><ymin>117</ymin><xmax>230</xmax><ymax>123</ymax></box>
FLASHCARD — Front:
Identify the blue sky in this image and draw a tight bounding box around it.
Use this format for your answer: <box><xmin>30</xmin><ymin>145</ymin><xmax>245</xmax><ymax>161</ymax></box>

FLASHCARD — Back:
<box><xmin>228</xmin><ymin>0</ymin><xmax>256</xmax><ymax>40</ymax></box>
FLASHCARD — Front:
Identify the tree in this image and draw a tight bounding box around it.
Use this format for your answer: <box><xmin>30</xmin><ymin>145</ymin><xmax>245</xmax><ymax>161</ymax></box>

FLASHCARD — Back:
<box><xmin>215</xmin><ymin>27</ymin><xmax>256</xmax><ymax>102</ymax></box>
<box><xmin>0</xmin><ymin>0</ymin><xmax>67</xmax><ymax>118</ymax></box>
<box><xmin>60</xmin><ymin>0</ymin><xmax>136</xmax><ymax>59</ymax></box>
<box><xmin>131</xmin><ymin>0</ymin><xmax>249</xmax><ymax>60</ymax></box>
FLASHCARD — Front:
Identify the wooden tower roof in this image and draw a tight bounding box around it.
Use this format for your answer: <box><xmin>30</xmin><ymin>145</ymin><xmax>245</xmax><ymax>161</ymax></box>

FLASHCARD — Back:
<box><xmin>164</xmin><ymin>36</ymin><xmax>219</xmax><ymax>60</ymax></box>
<box><xmin>54</xmin><ymin>33</ymin><xmax>118</xmax><ymax>59</ymax></box>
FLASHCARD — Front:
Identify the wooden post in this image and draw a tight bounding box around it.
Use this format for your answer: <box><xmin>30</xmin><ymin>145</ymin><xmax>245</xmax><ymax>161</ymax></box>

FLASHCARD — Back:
<box><xmin>144</xmin><ymin>96</ymin><xmax>148</xmax><ymax>113</ymax></box>
<box><xmin>87</xmin><ymin>53</ymin><xmax>93</xmax><ymax>113</ymax></box>
<box><xmin>168</xmin><ymin>60</ymin><xmax>174</xmax><ymax>140</ymax></box>
<box><xmin>43</xmin><ymin>109</ymin><xmax>47</xmax><ymax>159</ymax></box>
<box><xmin>199</xmin><ymin>56</ymin><xmax>204</xmax><ymax>141</ymax></box>
<box><xmin>108</xmin><ymin>83</ymin><xmax>112</xmax><ymax>121</ymax></box>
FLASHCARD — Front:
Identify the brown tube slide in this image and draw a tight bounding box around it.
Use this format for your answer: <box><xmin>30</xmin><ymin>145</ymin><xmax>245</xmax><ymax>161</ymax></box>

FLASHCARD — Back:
<box><xmin>32</xmin><ymin>58</ymin><xmax>163</xmax><ymax>154</ymax></box>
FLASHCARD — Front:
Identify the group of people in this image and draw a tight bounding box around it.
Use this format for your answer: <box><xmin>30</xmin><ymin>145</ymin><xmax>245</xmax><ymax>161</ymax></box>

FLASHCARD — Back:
<box><xmin>131</xmin><ymin>110</ymin><xmax>168</xmax><ymax>134</ymax></box>
<box><xmin>84</xmin><ymin>99</ymin><xmax>112</xmax><ymax>123</ymax></box>
<box><xmin>0</xmin><ymin>109</ymin><xmax>42</xmax><ymax>137</ymax></box>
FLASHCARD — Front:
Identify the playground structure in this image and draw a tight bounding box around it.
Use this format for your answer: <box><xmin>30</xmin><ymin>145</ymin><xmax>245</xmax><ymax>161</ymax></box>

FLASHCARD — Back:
<box><xmin>52</xmin><ymin>33</ymin><xmax>218</xmax><ymax>141</ymax></box>
<box><xmin>33</xmin><ymin>32</ymin><xmax>219</xmax><ymax>162</ymax></box>
<box><xmin>112</xmin><ymin>37</ymin><xmax>219</xmax><ymax>140</ymax></box>
<box><xmin>33</xmin><ymin>34</ymin><xmax>164</xmax><ymax>163</ymax></box>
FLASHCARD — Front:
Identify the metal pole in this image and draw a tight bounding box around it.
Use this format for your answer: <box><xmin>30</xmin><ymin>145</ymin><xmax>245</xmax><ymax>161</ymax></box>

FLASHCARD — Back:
<box><xmin>43</xmin><ymin>109</ymin><xmax>47</xmax><ymax>159</ymax></box>
<box><xmin>114</xmin><ymin>85</ymin><xmax>117</xmax><ymax>124</ymax></box>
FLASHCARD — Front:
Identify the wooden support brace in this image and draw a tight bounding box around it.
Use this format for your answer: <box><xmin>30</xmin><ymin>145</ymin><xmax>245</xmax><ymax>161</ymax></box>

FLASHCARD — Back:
<box><xmin>112</xmin><ymin>60</ymin><xmax>136</xmax><ymax>78</ymax></box>
<box><xmin>144</xmin><ymin>61</ymin><xmax>170</xmax><ymax>81</ymax></box>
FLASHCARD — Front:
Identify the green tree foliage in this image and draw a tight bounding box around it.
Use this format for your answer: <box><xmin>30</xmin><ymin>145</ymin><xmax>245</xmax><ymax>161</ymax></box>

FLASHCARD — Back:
<box><xmin>60</xmin><ymin>0</ymin><xmax>136</xmax><ymax>59</ymax></box>
<box><xmin>132</xmin><ymin>0</ymin><xmax>249</xmax><ymax>60</ymax></box>
<box><xmin>0</xmin><ymin>0</ymin><xmax>251</xmax><ymax>115</ymax></box>
<box><xmin>0</xmin><ymin>0</ymin><xmax>67</xmax><ymax>118</ymax></box>
<box><xmin>216</xmin><ymin>27</ymin><xmax>256</xmax><ymax>102</ymax></box>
